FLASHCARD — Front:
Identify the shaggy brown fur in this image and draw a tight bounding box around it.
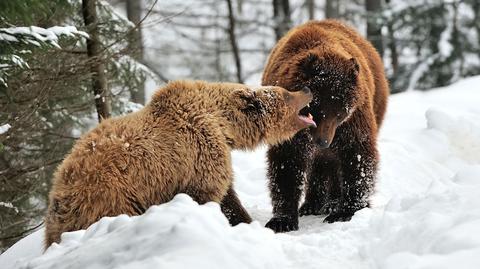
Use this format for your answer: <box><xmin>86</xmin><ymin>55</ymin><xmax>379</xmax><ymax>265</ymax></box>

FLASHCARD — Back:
<box><xmin>44</xmin><ymin>80</ymin><xmax>314</xmax><ymax>247</ymax></box>
<box><xmin>262</xmin><ymin>20</ymin><xmax>389</xmax><ymax>232</ymax></box>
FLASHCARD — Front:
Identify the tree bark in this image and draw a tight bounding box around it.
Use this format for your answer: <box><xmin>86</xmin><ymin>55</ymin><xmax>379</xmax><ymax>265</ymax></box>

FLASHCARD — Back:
<box><xmin>226</xmin><ymin>0</ymin><xmax>243</xmax><ymax>83</ymax></box>
<box><xmin>237</xmin><ymin>0</ymin><xmax>244</xmax><ymax>14</ymax></box>
<box><xmin>366</xmin><ymin>0</ymin><xmax>384</xmax><ymax>57</ymax></box>
<box><xmin>385</xmin><ymin>0</ymin><xmax>397</xmax><ymax>74</ymax></box>
<box><xmin>325</xmin><ymin>0</ymin><xmax>339</xmax><ymax>18</ymax></box>
<box><xmin>126</xmin><ymin>0</ymin><xmax>145</xmax><ymax>105</ymax></box>
<box><xmin>306</xmin><ymin>0</ymin><xmax>315</xmax><ymax>20</ymax></box>
<box><xmin>82</xmin><ymin>0</ymin><xmax>110</xmax><ymax>122</ymax></box>
<box><xmin>472</xmin><ymin>0</ymin><xmax>480</xmax><ymax>54</ymax></box>
<box><xmin>386</xmin><ymin>21</ymin><xmax>398</xmax><ymax>74</ymax></box>
<box><xmin>273</xmin><ymin>0</ymin><xmax>291</xmax><ymax>41</ymax></box>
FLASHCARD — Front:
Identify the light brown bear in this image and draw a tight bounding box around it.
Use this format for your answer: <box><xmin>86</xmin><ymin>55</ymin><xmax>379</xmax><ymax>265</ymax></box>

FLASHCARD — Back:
<box><xmin>44</xmin><ymin>80</ymin><xmax>315</xmax><ymax>247</ymax></box>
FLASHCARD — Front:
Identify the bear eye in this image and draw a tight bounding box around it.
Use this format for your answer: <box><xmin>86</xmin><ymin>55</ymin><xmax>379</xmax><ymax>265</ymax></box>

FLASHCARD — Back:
<box><xmin>283</xmin><ymin>91</ymin><xmax>292</xmax><ymax>103</ymax></box>
<box><xmin>246</xmin><ymin>103</ymin><xmax>256</xmax><ymax>110</ymax></box>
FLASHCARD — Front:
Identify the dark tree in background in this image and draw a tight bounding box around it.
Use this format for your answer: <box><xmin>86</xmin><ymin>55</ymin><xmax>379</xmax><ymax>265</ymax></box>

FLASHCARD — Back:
<box><xmin>126</xmin><ymin>0</ymin><xmax>145</xmax><ymax>105</ymax></box>
<box><xmin>325</xmin><ymin>0</ymin><xmax>340</xmax><ymax>18</ymax></box>
<box><xmin>82</xmin><ymin>0</ymin><xmax>111</xmax><ymax>121</ymax></box>
<box><xmin>226</xmin><ymin>0</ymin><xmax>244</xmax><ymax>83</ymax></box>
<box><xmin>384</xmin><ymin>0</ymin><xmax>398</xmax><ymax>76</ymax></box>
<box><xmin>381</xmin><ymin>0</ymin><xmax>480</xmax><ymax>92</ymax></box>
<box><xmin>366</xmin><ymin>0</ymin><xmax>384</xmax><ymax>57</ymax></box>
<box><xmin>272</xmin><ymin>0</ymin><xmax>291</xmax><ymax>40</ymax></box>
<box><xmin>306</xmin><ymin>0</ymin><xmax>315</xmax><ymax>20</ymax></box>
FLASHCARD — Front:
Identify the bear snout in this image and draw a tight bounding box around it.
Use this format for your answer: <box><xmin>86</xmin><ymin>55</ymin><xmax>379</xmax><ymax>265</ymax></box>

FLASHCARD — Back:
<box><xmin>289</xmin><ymin>87</ymin><xmax>313</xmax><ymax>111</ymax></box>
<box><xmin>313</xmin><ymin>117</ymin><xmax>337</xmax><ymax>148</ymax></box>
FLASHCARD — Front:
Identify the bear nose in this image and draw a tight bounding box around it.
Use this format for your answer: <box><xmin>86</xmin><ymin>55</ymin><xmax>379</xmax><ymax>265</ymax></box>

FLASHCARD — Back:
<box><xmin>302</xmin><ymin>86</ymin><xmax>311</xmax><ymax>95</ymax></box>
<box><xmin>316</xmin><ymin>138</ymin><xmax>330</xmax><ymax>149</ymax></box>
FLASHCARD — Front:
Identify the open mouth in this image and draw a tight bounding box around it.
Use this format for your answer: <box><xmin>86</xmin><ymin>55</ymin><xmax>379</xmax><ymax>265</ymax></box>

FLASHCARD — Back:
<box><xmin>298</xmin><ymin>104</ymin><xmax>316</xmax><ymax>127</ymax></box>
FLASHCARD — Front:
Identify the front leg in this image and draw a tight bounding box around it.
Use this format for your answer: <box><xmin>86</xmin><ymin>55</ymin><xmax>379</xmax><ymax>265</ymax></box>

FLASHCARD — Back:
<box><xmin>300</xmin><ymin>150</ymin><xmax>341</xmax><ymax>216</ymax></box>
<box><xmin>220</xmin><ymin>186</ymin><xmax>252</xmax><ymax>226</ymax></box>
<box><xmin>324</xmin><ymin>130</ymin><xmax>378</xmax><ymax>223</ymax></box>
<box><xmin>265</xmin><ymin>130</ymin><xmax>314</xmax><ymax>232</ymax></box>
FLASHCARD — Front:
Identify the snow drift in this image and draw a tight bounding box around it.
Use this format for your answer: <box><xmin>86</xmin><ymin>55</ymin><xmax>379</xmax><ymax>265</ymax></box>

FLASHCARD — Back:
<box><xmin>1</xmin><ymin>76</ymin><xmax>480</xmax><ymax>269</ymax></box>
<box><xmin>17</xmin><ymin>195</ymin><xmax>287</xmax><ymax>269</ymax></box>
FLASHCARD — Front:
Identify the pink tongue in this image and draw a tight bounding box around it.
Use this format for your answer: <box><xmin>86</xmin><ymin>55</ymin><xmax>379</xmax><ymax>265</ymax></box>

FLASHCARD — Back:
<box><xmin>299</xmin><ymin>115</ymin><xmax>317</xmax><ymax>127</ymax></box>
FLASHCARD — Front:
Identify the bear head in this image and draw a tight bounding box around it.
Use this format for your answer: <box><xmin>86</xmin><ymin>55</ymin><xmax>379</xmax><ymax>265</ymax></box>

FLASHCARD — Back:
<box><xmin>227</xmin><ymin>85</ymin><xmax>316</xmax><ymax>149</ymax></box>
<box><xmin>286</xmin><ymin>51</ymin><xmax>364</xmax><ymax>148</ymax></box>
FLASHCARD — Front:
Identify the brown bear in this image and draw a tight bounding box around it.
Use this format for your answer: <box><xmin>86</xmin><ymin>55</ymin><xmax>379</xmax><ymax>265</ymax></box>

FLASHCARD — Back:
<box><xmin>262</xmin><ymin>20</ymin><xmax>389</xmax><ymax>232</ymax></box>
<box><xmin>44</xmin><ymin>80</ymin><xmax>316</xmax><ymax>247</ymax></box>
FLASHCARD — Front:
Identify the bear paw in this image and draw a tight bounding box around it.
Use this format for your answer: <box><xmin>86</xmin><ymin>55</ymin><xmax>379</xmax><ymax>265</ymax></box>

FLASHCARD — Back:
<box><xmin>265</xmin><ymin>216</ymin><xmax>298</xmax><ymax>233</ymax></box>
<box><xmin>323</xmin><ymin>211</ymin><xmax>354</xmax><ymax>223</ymax></box>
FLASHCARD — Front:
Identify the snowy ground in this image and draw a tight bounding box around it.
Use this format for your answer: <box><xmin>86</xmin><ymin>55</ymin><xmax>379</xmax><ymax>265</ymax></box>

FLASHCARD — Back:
<box><xmin>1</xmin><ymin>76</ymin><xmax>480</xmax><ymax>269</ymax></box>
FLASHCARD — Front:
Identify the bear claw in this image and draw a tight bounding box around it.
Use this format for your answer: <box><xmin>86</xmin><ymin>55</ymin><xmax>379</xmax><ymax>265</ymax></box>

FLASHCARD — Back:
<box><xmin>300</xmin><ymin>200</ymin><xmax>340</xmax><ymax>216</ymax></box>
<box><xmin>265</xmin><ymin>216</ymin><xmax>298</xmax><ymax>233</ymax></box>
<box><xmin>323</xmin><ymin>211</ymin><xmax>354</xmax><ymax>223</ymax></box>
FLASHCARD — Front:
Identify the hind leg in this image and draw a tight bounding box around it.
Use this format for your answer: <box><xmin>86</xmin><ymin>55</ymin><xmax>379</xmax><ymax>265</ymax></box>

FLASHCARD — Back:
<box><xmin>44</xmin><ymin>195</ymin><xmax>79</xmax><ymax>248</ymax></box>
<box><xmin>187</xmin><ymin>175</ymin><xmax>248</xmax><ymax>226</ymax></box>
<box><xmin>324</xmin><ymin>126</ymin><xmax>378</xmax><ymax>223</ymax></box>
<box><xmin>44</xmin><ymin>212</ymin><xmax>64</xmax><ymax>248</ymax></box>
<box><xmin>44</xmin><ymin>194</ymin><xmax>98</xmax><ymax>248</ymax></box>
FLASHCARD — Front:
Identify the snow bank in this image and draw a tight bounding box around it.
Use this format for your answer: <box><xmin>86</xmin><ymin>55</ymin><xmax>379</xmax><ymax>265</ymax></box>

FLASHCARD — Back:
<box><xmin>364</xmin><ymin>77</ymin><xmax>480</xmax><ymax>269</ymax></box>
<box><xmin>365</xmin><ymin>109</ymin><xmax>480</xmax><ymax>269</ymax></box>
<box><xmin>16</xmin><ymin>195</ymin><xmax>286</xmax><ymax>269</ymax></box>
<box><xmin>1</xmin><ymin>76</ymin><xmax>480</xmax><ymax>269</ymax></box>
<box><xmin>0</xmin><ymin>229</ymin><xmax>44</xmax><ymax>269</ymax></box>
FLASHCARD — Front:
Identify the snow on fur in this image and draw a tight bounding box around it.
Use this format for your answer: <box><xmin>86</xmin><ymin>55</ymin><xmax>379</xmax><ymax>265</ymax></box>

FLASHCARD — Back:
<box><xmin>1</xmin><ymin>76</ymin><xmax>480</xmax><ymax>269</ymax></box>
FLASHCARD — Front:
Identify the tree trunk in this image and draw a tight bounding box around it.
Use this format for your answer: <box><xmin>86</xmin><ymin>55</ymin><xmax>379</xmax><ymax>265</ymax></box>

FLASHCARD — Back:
<box><xmin>386</xmin><ymin>21</ymin><xmax>398</xmax><ymax>75</ymax></box>
<box><xmin>451</xmin><ymin>1</ymin><xmax>463</xmax><ymax>75</ymax></box>
<box><xmin>273</xmin><ymin>0</ymin><xmax>291</xmax><ymax>41</ymax></box>
<box><xmin>226</xmin><ymin>0</ymin><xmax>243</xmax><ymax>83</ymax></box>
<box><xmin>82</xmin><ymin>0</ymin><xmax>110</xmax><ymax>122</ymax></box>
<box><xmin>325</xmin><ymin>0</ymin><xmax>339</xmax><ymax>18</ymax></box>
<box><xmin>306</xmin><ymin>0</ymin><xmax>315</xmax><ymax>20</ymax></box>
<box><xmin>385</xmin><ymin>0</ymin><xmax>397</xmax><ymax>75</ymax></box>
<box><xmin>472</xmin><ymin>0</ymin><xmax>480</xmax><ymax>54</ymax></box>
<box><xmin>126</xmin><ymin>0</ymin><xmax>145</xmax><ymax>105</ymax></box>
<box><xmin>366</xmin><ymin>0</ymin><xmax>384</xmax><ymax>57</ymax></box>
<box><xmin>237</xmin><ymin>0</ymin><xmax>244</xmax><ymax>14</ymax></box>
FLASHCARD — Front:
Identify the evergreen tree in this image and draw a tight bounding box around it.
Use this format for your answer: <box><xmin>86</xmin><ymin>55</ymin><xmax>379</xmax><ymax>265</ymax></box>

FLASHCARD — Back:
<box><xmin>383</xmin><ymin>0</ymin><xmax>480</xmax><ymax>92</ymax></box>
<box><xmin>0</xmin><ymin>0</ymin><xmax>154</xmax><ymax>250</ymax></box>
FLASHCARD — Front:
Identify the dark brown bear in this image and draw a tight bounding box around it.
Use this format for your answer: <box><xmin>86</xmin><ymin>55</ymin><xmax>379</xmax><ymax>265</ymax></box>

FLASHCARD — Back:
<box><xmin>262</xmin><ymin>19</ymin><xmax>389</xmax><ymax>232</ymax></box>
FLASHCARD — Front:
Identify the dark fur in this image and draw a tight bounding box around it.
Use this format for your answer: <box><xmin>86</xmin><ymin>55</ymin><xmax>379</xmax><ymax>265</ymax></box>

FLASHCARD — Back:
<box><xmin>221</xmin><ymin>187</ymin><xmax>252</xmax><ymax>225</ymax></box>
<box><xmin>262</xmin><ymin>20</ymin><xmax>389</xmax><ymax>232</ymax></box>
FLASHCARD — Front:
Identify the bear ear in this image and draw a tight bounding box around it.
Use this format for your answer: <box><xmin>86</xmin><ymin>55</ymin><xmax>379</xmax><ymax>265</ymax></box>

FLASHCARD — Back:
<box><xmin>299</xmin><ymin>53</ymin><xmax>320</xmax><ymax>78</ymax></box>
<box><xmin>348</xmin><ymin>57</ymin><xmax>360</xmax><ymax>76</ymax></box>
<box><xmin>232</xmin><ymin>89</ymin><xmax>265</xmax><ymax>115</ymax></box>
